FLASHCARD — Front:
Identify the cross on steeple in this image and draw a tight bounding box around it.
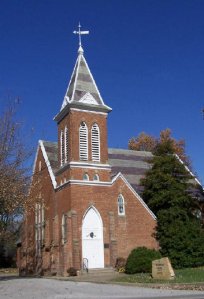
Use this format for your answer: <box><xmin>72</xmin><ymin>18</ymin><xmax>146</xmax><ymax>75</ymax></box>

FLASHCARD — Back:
<box><xmin>73</xmin><ymin>23</ymin><xmax>89</xmax><ymax>47</ymax></box>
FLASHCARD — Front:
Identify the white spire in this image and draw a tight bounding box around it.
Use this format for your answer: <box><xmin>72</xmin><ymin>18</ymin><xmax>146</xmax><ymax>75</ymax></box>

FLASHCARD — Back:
<box><xmin>73</xmin><ymin>22</ymin><xmax>89</xmax><ymax>54</ymax></box>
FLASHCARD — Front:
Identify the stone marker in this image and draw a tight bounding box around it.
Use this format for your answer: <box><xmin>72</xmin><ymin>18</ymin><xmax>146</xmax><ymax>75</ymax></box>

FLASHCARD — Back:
<box><xmin>152</xmin><ymin>257</ymin><xmax>175</xmax><ymax>280</ymax></box>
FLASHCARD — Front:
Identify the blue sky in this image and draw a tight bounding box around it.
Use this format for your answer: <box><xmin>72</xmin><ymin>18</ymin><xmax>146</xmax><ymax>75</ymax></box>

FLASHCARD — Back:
<box><xmin>0</xmin><ymin>0</ymin><xmax>204</xmax><ymax>184</ymax></box>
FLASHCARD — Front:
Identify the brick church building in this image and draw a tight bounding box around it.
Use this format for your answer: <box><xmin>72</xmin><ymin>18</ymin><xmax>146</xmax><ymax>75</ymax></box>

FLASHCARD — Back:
<box><xmin>18</xmin><ymin>34</ymin><xmax>159</xmax><ymax>276</ymax></box>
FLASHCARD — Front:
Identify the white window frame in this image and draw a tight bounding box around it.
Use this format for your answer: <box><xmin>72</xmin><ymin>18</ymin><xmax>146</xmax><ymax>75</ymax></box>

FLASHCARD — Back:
<box><xmin>93</xmin><ymin>174</ymin><xmax>99</xmax><ymax>181</ymax></box>
<box><xmin>61</xmin><ymin>130</ymin><xmax>65</xmax><ymax>166</ymax></box>
<box><xmin>65</xmin><ymin>126</ymin><xmax>68</xmax><ymax>163</ymax></box>
<box><xmin>79</xmin><ymin>122</ymin><xmax>88</xmax><ymax>161</ymax></box>
<box><xmin>35</xmin><ymin>201</ymin><xmax>45</xmax><ymax>254</ymax></box>
<box><xmin>83</xmin><ymin>173</ymin><xmax>89</xmax><ymax>181</ymax></box>
<box><xmin>91</xmin><ymin>123</ymin><xmax>100</xmax><ymax>162</ymax></box>
<box><xmin>118</xmin><ymin>194</ymin><xmax>125</xmax><ymax>216</ymax></box>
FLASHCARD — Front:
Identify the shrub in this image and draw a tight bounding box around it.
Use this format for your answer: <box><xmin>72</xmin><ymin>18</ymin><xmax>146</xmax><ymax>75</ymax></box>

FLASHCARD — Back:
<box><xmin>67</xmin><ymin>267</ymin><xmax>77</xmax><ymax>276</ymax></box>
<box><xmin>115</xmin><ymin>257</ymin><xmax>126</xmax><ymax>272</ymax></box>
<box><xmin>126</xmin><ymin>247</ymin><xmax>161</xmax><ymax>274</ymax></box>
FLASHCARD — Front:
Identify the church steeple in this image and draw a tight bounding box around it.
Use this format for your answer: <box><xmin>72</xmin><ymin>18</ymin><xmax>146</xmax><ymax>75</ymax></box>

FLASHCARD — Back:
<box><xmin>54</xmin><ymin>25</ymin><xmax>111</xmax><ymax>123</ymax></box>
<box><xmin>61</xmin><ymin>46</ymin><xmax>111</xmax><ymax>110</ymax></box>
<box><xmin>54</xmin><ymin>25</ymin><xmax>111</xmax><ymax>181</ymax></box>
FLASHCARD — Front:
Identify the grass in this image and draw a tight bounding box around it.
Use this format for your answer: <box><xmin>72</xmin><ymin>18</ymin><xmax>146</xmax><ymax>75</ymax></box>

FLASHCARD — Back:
<box><xmin>113</xmin><ymin>268</ymin><xmax>204</xmax><ymax>284</ymax></box>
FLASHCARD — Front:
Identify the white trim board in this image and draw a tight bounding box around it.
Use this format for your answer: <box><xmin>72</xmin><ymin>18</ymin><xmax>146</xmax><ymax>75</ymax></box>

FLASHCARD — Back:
<box><xmin>69</xmin><ymin>161</ymin><xmax>111</xmax><ymax>169</ymax></box>
<box><xmin>39</xmin><ymin>140</ymin><xmax>57</xmax><ymax>188</ymax></box>
<box><xmin>70</xmin><ymin>108</ymin><xmax>108</xmax><ymax>116</ymax></box>
<box><xmin>174</xmin><ymin>154</ymin><xmax>203</xmax><ymax>189</ymax></box>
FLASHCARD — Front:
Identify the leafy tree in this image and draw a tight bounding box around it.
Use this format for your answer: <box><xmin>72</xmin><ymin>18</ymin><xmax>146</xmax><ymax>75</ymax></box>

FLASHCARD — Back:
<box><xmin>129</xmin><ymin>132</ymin><xmax>157</xmax><ymax>152</ymax></box>
<box><xmin>0</xmin><ymin>104</ymin><xmax>29</xmax><ymax>232</ymax></box>
<box><xmin>129</xmin><ymin>129</ymin><xmax>189</xmax><ymax>166</ymax></box>
<box><xmin>141</xmin><ymin>134</ymin><xmax>204</xmax><ymax>268</ymax></box>
<box><xmin>0</xmin><ymin>103</ymin><xmax>34</xmax><ymax>267</ymax></box>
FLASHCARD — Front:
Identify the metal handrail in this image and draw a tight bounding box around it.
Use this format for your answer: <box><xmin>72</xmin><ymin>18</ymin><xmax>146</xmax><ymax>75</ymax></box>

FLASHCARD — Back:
<box><xmin>83</xmin><ymin>258</ymin><xmax>88</xmax><ymax>273</ymax></box>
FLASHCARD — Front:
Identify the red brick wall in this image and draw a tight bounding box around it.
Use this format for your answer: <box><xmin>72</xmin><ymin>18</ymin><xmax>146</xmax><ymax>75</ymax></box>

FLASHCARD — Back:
<box><xmin>19</xmin><ymin>114</ymin><xmax>158</xmax><ymax>276</ymax></box>
<box><xmin>54</xmin><ymin>175</ymin><xmax>158</xmax><ymax>272</ymax></box>
<box><xmin>56</xmin><ymin>167</ymin><xmax>111</xmax><ymax>185</ymax></box>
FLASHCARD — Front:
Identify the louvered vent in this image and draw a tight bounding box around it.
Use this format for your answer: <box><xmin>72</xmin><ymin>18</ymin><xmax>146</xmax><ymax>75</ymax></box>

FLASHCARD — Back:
<box><xmin>61</xmin><ymin>130</ymin><xmax>65</xmax><ymax>166</ymax></box>
<box><xmin>65</xmin><ymin>127</ymin><xmax>68</xmax><ymax>163</ymax></box>
<box><xmin>79</xmin><ymin>122</ymin><xmax>88</xmax><ymax>161</ymax></box>
<box><xmin>91</xmin><ymin>124</ymin><xmax>100</xmax><ymax>162</ymax></box>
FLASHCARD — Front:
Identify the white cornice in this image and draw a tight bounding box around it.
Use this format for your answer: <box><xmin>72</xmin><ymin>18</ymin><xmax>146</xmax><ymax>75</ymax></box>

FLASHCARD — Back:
<box><xmin>32</xmin><ymin>144</ymin><xmax>40</xmax><ymax>174</ymax></box>
<box><xmin>69</xmin><ymin>161</ymin><xmax>111</xmax><ymax>170</ymax></box>
<box><xmin>174</xmin><ymin>154</ymin><xmax>203</xmax><ymax>189</ymax></box>
<box><xmin>39</xmin><ymin>140</ymin><xmax>57</xmax><ymax>188</ymax></box>
<box><xmin>70</xmin><ymin>108</ymin><xmax>107</xmax><ymax>116</ymax></box>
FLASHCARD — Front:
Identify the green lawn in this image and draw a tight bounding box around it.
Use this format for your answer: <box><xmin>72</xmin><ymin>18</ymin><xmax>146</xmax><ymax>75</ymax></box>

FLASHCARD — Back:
<box><xmin>113</xmin><ymin>268</ymin><xmax>204</xmax><ymax>284</ymax></box>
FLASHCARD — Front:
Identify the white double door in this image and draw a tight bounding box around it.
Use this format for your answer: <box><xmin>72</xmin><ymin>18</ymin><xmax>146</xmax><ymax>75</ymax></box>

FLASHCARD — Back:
<box><xmin>82</xmin><ymin>207</ymin><xmax>104</xmax><ymax>269</ymax></box>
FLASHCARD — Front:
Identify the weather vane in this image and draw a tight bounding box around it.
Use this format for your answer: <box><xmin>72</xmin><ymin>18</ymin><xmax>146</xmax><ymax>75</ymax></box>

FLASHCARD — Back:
<box><xmin>73</xmin><ymin>23</ymin><xmax>89</xmax><ymax>47</ymax></box>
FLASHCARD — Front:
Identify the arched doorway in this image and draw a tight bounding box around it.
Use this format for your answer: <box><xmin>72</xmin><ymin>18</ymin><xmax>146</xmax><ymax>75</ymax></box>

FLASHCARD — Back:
<box><xmin>82</xmin><ymin>207</ymin><xmax>104</xmax><ymax>269</ymax></box>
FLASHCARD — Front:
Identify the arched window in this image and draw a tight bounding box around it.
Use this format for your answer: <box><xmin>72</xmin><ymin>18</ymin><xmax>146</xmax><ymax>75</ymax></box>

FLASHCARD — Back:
<box><xmin>83</xmin><ymin>173</ymin><xmax>89</xmax><ymax>181</ymax></box>
<box><xmin>79</xmin><ymin>122</ymin><xmax>88</xmax><ymax>161</ymax></box>
<box><xmin>118</xmin><ymin>194</ymin><xmax>125</xmax><ymax>216</ymax></box>
<box><xmin>93</xmin><ymin>174</ymin><xmax>99</xmax><ymax>181</ymax></box>
<box><xmin>61</xmin><ymin>214</ymin><xmax>67</xmax><ymax>244</ymax></box>
<box><xmin>60</xmin><ymin>130</ymin><xmax>65</xmax><ymax>166</ymax></box>
<box><xmin>64</xmin><ymin>126</ymin><xmax>68</xmax><ymax>163</ymax></box>
<box><xmin>91</xmin><ymin>123</ymin><xmax>100</xmax><ymax>162</ymax></box>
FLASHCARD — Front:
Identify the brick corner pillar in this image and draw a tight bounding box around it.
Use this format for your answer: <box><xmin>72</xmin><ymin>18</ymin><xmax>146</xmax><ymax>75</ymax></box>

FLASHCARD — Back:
<box><xmin>109</xmin><ymin>211</ymin><xmax>118</xmax><ymax>267</ymax></box>
<box><xmin>71</xmin><ymin>210</ymin><xmax>81</xmax><ymax>270</ymax></box>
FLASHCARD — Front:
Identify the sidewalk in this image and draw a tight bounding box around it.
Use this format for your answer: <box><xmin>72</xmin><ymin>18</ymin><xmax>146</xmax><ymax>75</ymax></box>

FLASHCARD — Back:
<box><xmin>47</xmin><ymin>272</ymin><xmax>204</xmax><ymax>291</ymax></box>
<box><xmin>48</xmin><ymin>270</ymin><xmax>125</xmax><ymax>283</ymax></box>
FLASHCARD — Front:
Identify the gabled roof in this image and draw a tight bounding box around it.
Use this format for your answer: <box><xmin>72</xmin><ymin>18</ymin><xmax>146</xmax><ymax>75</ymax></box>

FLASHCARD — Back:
<box><xmin>36</xmin><ymin>141</ymin><xmax>153</xmax><ymax>194</ymax></box>
<box><xmin>108</xmin><ymin>148</ymin><xmax>153</xmax><ymax>194</ymax></box>
<box><xmin>59</xmin><ymin>47</ymin><xmax>112</xmax><ymax>114</ymax></box>
<box><xmin>34</xmin><ymin>141</ymin><xmax>204</xmax><ymax>202</ymax></box>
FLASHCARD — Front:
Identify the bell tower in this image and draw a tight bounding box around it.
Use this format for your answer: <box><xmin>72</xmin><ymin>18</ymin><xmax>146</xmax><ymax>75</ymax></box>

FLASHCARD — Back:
<box><xmin>54</xmin><ymin>25</ymin><xmax>112</xmax><ymax>184</ymax></box>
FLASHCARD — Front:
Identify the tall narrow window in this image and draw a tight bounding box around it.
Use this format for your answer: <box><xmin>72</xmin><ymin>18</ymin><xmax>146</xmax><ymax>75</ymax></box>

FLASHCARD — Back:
<box><xmin>79</xmin><ymin>122</ymin><xmax>88</xmax><ymax>161</ymax></box>
<box><xmin>61</xmin><ymin>214</ymin><xmax>67</xmax><ymax>244</ymax></box>
<box><xmin>118</xmin><ymin>194</ymin><xmax>125</xmax><ymax>216</ymax></box>
<box><xmin>91</xmin><ymin>123</ymin><xmax>100</xmax><ymax>162</ymax></box>
<box><xmin>61</xmin><ymin>130</ymin><xmax>65</xmax><ymax>166</ymax></box>
<box><xmin>35</xmin><ymin>201</ymin><xmax>45</xmax><ymax>254</ymax></box>
<box><xmin>65</xmin><ymin>126</ymin><xmax>68</xmax><ymax>163</ymax></box>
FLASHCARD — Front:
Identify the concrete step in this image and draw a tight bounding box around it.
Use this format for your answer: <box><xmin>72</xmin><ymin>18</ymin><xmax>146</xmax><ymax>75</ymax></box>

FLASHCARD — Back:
<box><xmin>81</xmin><ymin>267</ymin><xmax>118</xmax><ymax>276</ymax></box>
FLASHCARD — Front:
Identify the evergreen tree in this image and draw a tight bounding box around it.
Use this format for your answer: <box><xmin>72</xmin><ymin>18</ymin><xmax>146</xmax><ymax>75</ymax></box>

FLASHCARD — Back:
<box><xmin>141</xmin><ymin>138</ymin><xmax>204</xmax><ymax>268</ymax></box>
